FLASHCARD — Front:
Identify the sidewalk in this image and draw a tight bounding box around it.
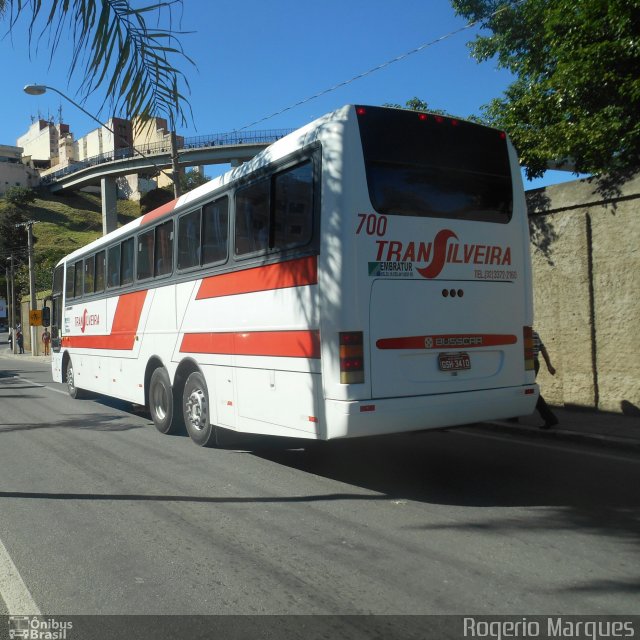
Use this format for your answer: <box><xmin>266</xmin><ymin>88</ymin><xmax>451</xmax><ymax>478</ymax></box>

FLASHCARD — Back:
<box><xmin>481</xmin><ymin>406</ymin><xmax>640</xmax><ymax>451</ymax></box>
<box><xmin>2</xmin><ymin>344</ymin><xmax>639</xmax><ymax>451</ymax></box>
<box><xmin>0</xmin><ymin>347</ymin><xmax>52</xmax><ymax>364</ymax></box>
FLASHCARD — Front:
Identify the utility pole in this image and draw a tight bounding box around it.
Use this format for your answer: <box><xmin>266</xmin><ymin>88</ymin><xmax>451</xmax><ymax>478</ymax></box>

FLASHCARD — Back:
<box><xmin>16</xmin><ymin>220</ymin><xmax>38</xmax><ymax>355</ymax></box>
<box><xmin>170</xmin><ymin>129</ymin><xmax>182</xmax><ymax>198</ymax></box>
<box><xmin>27</xmin><ymin>221</ymin><xmax>38</xmax><ymax>356</ymax></box>
<box><xmin>169</xmin><ymin>109</ymin><xmax>182</xmax><ymax>199</ymax></box>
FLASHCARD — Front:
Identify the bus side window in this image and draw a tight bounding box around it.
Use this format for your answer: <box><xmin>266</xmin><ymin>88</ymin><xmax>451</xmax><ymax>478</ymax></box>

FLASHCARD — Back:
<box><xmin>178</xmin><ymin>209</ymin><xmax>201</xmax><ymax>270</ymax></box>
<box><xmin>121</xmin><ymin>238</ymin><xmax>134</xmax><ymax>286</ymax></box>
<box><xmin>235</xmin><ymin>179</ymin><xmax>269</xmax><ymax>256</ymax></box>
<box><xmin>137</xmin><ymin>230</ymin><xmax>154</xmax><ymax>280</ymax></box>
<box><xmin>65</xmin><ymin>263</ymin><xmax>75</xmax><ymax>300</ymax></box>
<box><xmin>155</xmin><ymin>220</ymin><xmax>173</xmax><ymax>276</ymax></box>
<box><xmin>84</xmin><ymin>255</ymin><xmax>95</xmax><ymax>295</ymax></box>
<box><xmin>273</xmin><ymin>161</ymin><xmax>313</xmax><ymax>250</ymax></box>
<box><xmin>95</xmin><ymin>250</ymin><xmax>106</xmax><ymax>292</ymax></box>
<box><xmin>73</xmin><ymin>260</ymin><xmax>83</xmax><ymax>298</ymax></box>
<box><xmin>202</xmin><ymin>196</ymin><xmax>229</xmax><ymax>265</ymax></box>
<box><xmin>107</xmin><ymin>244</ymin><xmax>120</xmax><ymax>288</ymax></box>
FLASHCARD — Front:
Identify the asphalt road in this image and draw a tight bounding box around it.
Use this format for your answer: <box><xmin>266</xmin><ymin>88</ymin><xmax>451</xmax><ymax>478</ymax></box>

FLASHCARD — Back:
<box><xmin>1</xmin><ymin>351</ymin><xmax>639</xmax><ymax>623</ymax></box>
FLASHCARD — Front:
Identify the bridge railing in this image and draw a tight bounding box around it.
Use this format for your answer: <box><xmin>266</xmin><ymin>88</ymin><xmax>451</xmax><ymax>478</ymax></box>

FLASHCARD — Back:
<box><xmin>40</xmin><ymin>128</ymin><xmax>294</xmax><ymax>185</ymax></box>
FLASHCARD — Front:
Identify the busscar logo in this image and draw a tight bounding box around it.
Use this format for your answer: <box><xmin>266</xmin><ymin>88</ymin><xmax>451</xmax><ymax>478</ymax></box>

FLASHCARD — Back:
<box><xmin>74</xmin><ymin>309</ymin><xmax>100</xmax><ymax>333</ymax></box>
<box><xmin>374</xmin><ymin>229</ymin><xmax>512</xmax><ymax>279</ymax></box>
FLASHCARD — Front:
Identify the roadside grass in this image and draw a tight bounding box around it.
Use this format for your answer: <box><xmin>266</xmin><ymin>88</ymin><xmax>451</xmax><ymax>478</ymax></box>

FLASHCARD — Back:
<box><xmin>5</xmin><ymin>191</ymin><xmax>141</xmax><ymax>256</ymax></box>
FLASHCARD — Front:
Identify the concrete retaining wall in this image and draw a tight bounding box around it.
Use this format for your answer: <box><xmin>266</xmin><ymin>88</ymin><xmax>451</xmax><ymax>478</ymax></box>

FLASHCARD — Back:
<box><xmin>528</xmin><ymin>175</ymin><xmax>640</xmax><ymax>414</ymax></box>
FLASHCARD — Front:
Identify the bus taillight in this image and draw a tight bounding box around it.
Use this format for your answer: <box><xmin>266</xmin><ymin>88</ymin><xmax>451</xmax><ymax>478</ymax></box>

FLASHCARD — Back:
<box><xmin>523</xmin><ymin>326</ymin><xmax>534</xmax><ymax>371</ymax></box>
<box><xmin>340</xmin><ymin>331</ymin><xmax>364</xmax><ymax>384</ymax></box>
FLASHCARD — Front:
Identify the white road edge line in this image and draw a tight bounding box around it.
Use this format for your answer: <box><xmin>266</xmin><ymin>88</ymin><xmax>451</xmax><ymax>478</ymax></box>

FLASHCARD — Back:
<box><xmin>455</xmin><ymin>427</ymin><xmax>640</xmax><ymax>464</ymax></box>
<box><xmin>42</xmin><ymin>386</ymin><xmax>68</xmax><ymax>396</ymax></box>
<box><xmin>0</xmin><ymin>536</ymin><xmax>41</xmax><ymax>615</ymax></box>
<box><xmin>16</xmin><ymin>377</ymin><xmax>67</xmax><ymax>396</ymax></box>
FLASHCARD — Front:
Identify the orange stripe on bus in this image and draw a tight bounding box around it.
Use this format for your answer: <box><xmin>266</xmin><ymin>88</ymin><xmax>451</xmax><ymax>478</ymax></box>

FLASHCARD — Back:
<box><xmin>376</xmin><ymin>333</ymin><xmax>517</xmax><ymax>350</ymax></box>
<box><xmin>180</xmin><ymin>330</ymin><xmax>321</xmax><ymax>358</ymax></box>
<box><xmin>196</xmin><ymin>255</ymin><xmax>318</xmax><ymax>300</ymax></box>
<box><xmin>62</xmin><ymin>290</ymin><xmax>148</xmax><ymax>350</ymax></box>
<box><xmin>140</xmin><ymin>198</ymin><xmax>179</xmax><ymax>226</ymax></box>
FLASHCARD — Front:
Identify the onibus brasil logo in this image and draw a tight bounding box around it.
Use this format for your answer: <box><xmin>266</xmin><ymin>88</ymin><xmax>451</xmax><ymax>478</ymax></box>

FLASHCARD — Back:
<box><xmin>368</xmin><ymin>228</ymin><xmax>512</xmax><ymax>279</ymax></box>
<box><xmin>8</xmin><ymin>616</ymin><xmax>73</xmax><ymax>640</ymax></box>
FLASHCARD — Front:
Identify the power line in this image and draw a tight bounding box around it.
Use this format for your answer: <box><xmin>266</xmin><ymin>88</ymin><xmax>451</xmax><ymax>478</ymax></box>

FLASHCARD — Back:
<box><xmin>237</xmin><ymin>2</ymin><xmax>522</xmax><ymax>132</ymax></box>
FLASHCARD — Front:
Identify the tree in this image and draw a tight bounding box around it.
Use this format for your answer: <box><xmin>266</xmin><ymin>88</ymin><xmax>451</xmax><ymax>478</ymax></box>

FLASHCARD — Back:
<box><xmin>1</xmin><ymin>0</ymin><xmax>193</xmax><ymax>127</ymax></box>
<box><xmin>451</xmin><ymin>0</ymin><xmax>640</xmax><ymax>189</ymax></box>
<box><xmin>384</xmin><ymin>97</ymin><xmax>450</xmax><ymax>116</ymax></box>
<box><xmin>178</xmin><ymin>168</ymin><xmax>210</xmax><ymax>193</ymax></box>
<box><xmin>0</xmin><ymin>204</ymin><xmax>29</xmax><ymax>305</ymax></box>
<box><xmin>4</xmin><ymin>186</ymin><xmax>36</xmax><ymax>207</ymax></box>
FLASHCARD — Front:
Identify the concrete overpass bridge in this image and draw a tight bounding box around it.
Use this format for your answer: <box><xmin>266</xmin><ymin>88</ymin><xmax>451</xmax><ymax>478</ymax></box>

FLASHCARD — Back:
<box><xmin>41</xmin><ymin>129</ymin><xmax>292</xmax><ymax>233</ymax></box>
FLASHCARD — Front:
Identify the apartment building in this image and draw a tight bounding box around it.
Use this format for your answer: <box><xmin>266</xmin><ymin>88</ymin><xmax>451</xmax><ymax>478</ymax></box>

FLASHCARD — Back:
<box><xmin>17</xmin><ymin>119</ymin><xmax>70</xmax><ymax>167</ymax></box>
<box><xmin>24</xmin><ymin>115</ymin><xmax>181</xmax><ymax>200</ymax></box>
<box><xmin>0</xmin><ymin>145</ymin><xmax>40</xmax><ymax>196</ymax></box>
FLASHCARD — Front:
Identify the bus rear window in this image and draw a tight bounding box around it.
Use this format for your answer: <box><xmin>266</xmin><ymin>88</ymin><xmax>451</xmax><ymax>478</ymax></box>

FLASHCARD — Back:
<box><xmin>356</xmin><ymin>106</ymin><xmax>513</xmax><ymax>223</ymax></box>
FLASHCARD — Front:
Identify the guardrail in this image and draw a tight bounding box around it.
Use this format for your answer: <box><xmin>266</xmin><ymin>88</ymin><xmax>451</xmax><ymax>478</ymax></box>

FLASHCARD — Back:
<box><xmin>40</xmin><ymin>128</ymin><xmax>293</xmax><ymax>185</ymax></box>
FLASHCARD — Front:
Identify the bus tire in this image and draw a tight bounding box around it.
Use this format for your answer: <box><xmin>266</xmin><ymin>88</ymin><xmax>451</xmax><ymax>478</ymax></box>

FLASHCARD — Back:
<box><xmin>149</xmin><ymin>367</ymin><xmax>184</xmax><ymax>435</ymax></box>
<box><xmin>183</xmin><ymin>371</ymin><xmax>217</xmax><ymax>447</ymax></box>
<box><xmin>66</xmin><ymin>357</ymin><xmax>86</xmax><ymax>399</ymax></box>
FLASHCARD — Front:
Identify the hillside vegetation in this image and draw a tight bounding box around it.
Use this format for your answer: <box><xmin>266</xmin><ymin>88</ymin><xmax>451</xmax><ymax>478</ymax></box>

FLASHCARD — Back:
<box><xmin>14</xmin><ymin>191</ymin><xmax>140</xmax><ymax>256</ymax></box>
<box><xmin>0</xmin><ymin>190</ymin><xmax>141</xmax><ymax>299</ymax></box>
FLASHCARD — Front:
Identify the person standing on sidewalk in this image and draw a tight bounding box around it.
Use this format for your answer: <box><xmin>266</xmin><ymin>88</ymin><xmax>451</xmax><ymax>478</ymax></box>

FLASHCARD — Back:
<box><xmin>16</xmin><ymin>328</ymin><xmax>24</xmax><ymax>354</ymax></box>
<box><xmin>42</xmin><ymin>328</ymin><xmax>51</xmax><ymax>356</ymax></box>
<box><xmin>533</xmin><ymin>329</ymin><xmax>558</xmax><ymax>429</ymax></box>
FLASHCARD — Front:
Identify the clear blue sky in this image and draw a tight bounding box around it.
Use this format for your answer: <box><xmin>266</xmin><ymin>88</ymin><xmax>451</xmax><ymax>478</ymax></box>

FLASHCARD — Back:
<box><xmin>0</xmin><ymin>0</ymin><xmax>578</xmax><ymax>189</ymax></box>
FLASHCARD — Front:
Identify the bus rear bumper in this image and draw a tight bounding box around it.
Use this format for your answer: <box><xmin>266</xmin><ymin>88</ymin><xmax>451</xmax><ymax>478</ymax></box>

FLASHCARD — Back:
<box><xmin>323</xmin><ymin>385</ymin><xmax>539</xmax><ymax>440</ymax></box>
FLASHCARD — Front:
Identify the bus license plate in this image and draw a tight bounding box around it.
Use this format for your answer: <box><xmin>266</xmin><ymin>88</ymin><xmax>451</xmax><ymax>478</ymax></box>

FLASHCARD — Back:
<box><xmin>438</xmin><ymin>352</ymin><xmax>471</xmax><ymax>372</ymax></box>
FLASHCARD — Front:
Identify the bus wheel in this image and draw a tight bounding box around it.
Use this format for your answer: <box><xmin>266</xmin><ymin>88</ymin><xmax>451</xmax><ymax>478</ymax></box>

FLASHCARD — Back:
<box><xmin>183</xmin><ymin>371</ymin><xmax>217</xmax><ymax>447</ymax></box>
<box><xmin>66</xmin><ymin>357</ymin><xmax>86</xmax><ymax>399</ymax></box>
<box><xmin>149</xmin><ymin>367</ymin><xmax>184</xmax><ymax>435</ymax></box>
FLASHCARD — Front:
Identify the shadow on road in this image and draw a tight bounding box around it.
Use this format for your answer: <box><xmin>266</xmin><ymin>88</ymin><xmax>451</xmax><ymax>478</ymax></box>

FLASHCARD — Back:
<box><xmin>244</xmin><ymin>427</ymin><xmax>640</xmax><ymax>547</ymax></box>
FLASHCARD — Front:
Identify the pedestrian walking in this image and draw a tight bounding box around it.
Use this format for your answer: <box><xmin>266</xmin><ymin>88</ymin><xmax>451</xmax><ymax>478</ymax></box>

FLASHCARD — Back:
<box><xmin>42</xmin><ymin>328</ymin><xmax>51</xmax><ymax>356</ymax></box>
<box><xmin>533</xmin><ymin>329</ymin><xmax>558</xmax><ymax>429</ymax></box>
<box><xmin>16</xmin><ymin>328</ymin><xmax>24</xmax><ymax>354</ymax></box>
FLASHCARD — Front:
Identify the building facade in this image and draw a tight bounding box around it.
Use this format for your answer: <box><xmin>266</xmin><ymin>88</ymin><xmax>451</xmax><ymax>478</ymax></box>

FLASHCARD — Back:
<box><xmin>0</xmin><ymin>145</ymin><xmax>40</xmax><ymax>196</ymax></box>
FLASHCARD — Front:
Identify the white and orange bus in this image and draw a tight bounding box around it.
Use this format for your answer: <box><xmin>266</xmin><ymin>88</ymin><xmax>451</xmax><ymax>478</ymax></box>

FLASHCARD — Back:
<box><xmin>50</xmin><ymin>105</ymin><xmax>538</xmax><ymax>446</ymax></box>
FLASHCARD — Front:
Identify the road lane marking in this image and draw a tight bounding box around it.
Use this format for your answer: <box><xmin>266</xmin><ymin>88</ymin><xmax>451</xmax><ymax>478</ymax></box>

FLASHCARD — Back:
<box><xmin>13</xmin><ymin>377</ymin><xmax>67</xmax><ymax>396</ymax></box>
<box><xmin>42</xmin><ymin>386</ymin><xmax>68</xmax><ymax>396</ymax></box>
<box><xmin>0</xmin><ymin>536</ymin><xmax>41</xmax><ymax>615</ymax></box>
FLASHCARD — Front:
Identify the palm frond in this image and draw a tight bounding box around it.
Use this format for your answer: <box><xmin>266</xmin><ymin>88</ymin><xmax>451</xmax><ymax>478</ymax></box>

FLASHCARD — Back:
<box><xmin>6</xmin><ymin>0</ymin><xmax>194</xmax><ymax>126</ymax></box>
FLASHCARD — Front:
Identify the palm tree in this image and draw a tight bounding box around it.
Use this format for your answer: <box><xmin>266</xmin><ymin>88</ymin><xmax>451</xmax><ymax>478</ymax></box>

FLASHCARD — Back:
<box><xmin>1</xmin><ymin>0</ymin><xmax>193</xmax><ymax>126</ymax></box>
